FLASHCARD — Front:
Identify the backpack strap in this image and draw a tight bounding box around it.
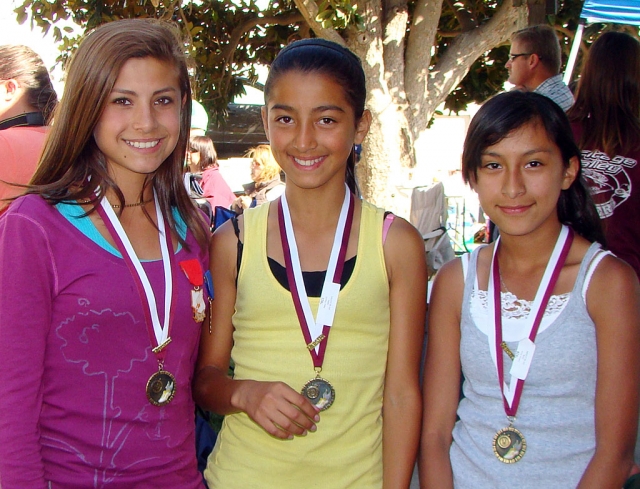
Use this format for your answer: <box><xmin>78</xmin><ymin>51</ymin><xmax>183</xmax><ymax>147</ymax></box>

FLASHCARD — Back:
<box><xmin>230</xmin><ymin>216</ymin><xmax>243</xmax><ymax>287</ymax></box>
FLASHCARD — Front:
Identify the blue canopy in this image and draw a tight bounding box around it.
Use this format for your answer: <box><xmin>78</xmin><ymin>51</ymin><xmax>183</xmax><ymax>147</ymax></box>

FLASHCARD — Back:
<box><xmin>564</xmin><ymin>0</ymin><xmax>640</xmax><ymax>82</ymax></box>
<box><xmin>580</xmin><ymin>0</ymin><xmax>640</xmax><ymax>25</ymax></box>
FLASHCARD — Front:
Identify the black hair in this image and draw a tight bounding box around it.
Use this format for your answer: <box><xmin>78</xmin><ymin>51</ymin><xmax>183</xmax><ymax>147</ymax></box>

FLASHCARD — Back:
<box><xmin>462</xmin><ymin>91</ymin><xmax>604</xmax><ymax>245</ymax></box>
<box><xmin>264</xmin><ymin>38</ymin><xmax>366</xmax><ymax>194</ymax></box>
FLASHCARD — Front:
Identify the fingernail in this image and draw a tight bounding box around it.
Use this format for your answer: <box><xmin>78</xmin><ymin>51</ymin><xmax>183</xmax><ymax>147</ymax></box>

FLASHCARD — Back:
<box><xmin>309</xmin><ymin>424</ymin><xmax>317</xmax><ymax>432</ymax></box>
<box><xmin>288</xmin><ymin>434</ymin><xmax>293</xmax><ymax>440</ymax></box>
<box><xmin>314</xmin><ymin>414</ymin><xmax>320</xmax><ymax>422</ymax></box>
<box><xmin>301</xmin><ymin>430</ymin><xmax>308</xmax><ymax>436</ymax></box>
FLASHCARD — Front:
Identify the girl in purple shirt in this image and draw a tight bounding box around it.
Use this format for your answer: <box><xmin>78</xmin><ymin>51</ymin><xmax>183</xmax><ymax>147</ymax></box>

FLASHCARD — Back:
<box><xmin>0</xmin><ymin>19</ymin><xmax>209</xmax><ymax>488</ymax></box>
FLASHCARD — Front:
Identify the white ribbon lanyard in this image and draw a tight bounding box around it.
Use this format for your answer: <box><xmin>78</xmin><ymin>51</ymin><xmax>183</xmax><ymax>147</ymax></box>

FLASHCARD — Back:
<box><xmin>280</xmin><ymin>185</ymin><xmax>351</xmax><ymax>353</ymax></box>
<box><xmin>487</xmin><ymin>225</ymin><xmax>570</xmax><ymax>407</ymax></box>
<box><xmin>100</xmin><ymin>191</ymin><xmax>172</xmax><ymax>347</ymax></box>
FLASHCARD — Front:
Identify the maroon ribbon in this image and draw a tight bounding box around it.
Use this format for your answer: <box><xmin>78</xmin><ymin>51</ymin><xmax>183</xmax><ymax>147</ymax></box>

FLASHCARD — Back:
<box><xmin>493</xmin><ymin>229</ymin><xmax>574</xmax><ymax>417</ymax></box>
<box><xmin>277</xmin><ymin>195</ymin><xmax>354</xmax><ymax>369</ymax></box>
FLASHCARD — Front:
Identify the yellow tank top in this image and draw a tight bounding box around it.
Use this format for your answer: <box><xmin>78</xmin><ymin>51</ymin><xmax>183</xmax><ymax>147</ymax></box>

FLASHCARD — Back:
<box><xmin>204</xmin><ymin>200</ymin><xmax>391</xmax><ymax>488</ymax></box>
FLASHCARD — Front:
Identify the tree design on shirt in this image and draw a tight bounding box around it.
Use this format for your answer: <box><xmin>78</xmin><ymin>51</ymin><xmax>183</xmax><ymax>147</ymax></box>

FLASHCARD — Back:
<box><xmin>52</xmin><ymin>299</ymin><xmax>159</xmax><ymax>485</ymax></box>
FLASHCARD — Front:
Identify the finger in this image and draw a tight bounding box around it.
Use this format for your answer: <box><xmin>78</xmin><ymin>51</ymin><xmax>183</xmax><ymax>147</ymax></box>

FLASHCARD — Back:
<box><xmin>285</xmin><ymin>391</ymin><xmax>321</xmax><ymax>423</ymax></box>
<box><xmin>270</xmin><ymin>410</ymin><xmax>310</xmax><ymax>437</ymax></box>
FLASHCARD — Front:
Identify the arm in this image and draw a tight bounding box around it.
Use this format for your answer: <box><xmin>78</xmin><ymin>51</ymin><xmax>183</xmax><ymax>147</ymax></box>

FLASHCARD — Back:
<box><xmin>577</xmin><ymin>255</ymin><xmax>640</xmax><ymax>488</ymax></box>
<box><xmin>0</xmin><ymin>211</ymin><xmax>51</xmax><ymax>488</ymax></box>
<box><xmin>381</xmin><ymin>218</ymin><xmax>428</xmax><ymax>489</ymax></box>
<box><xmin>192</xmin><ymin>218</ymin><xmax>318</xmax><ymax>439</ymax></box>
<box><xmin>419</xmin><ymin>258</ymin><xmax>465</xmax><ymax>489</ymax></box>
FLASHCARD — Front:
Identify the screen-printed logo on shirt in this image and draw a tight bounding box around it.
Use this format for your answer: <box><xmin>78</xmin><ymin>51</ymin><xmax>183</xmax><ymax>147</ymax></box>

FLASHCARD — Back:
<box><xmin>581</xmin><ymin>150</ymin><xmax>636</xmax><ymax>219</ymax></box>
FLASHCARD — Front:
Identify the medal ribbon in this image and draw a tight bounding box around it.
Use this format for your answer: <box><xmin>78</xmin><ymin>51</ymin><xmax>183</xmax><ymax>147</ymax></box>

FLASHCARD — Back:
<box><xmin>490</xmin><ymin>225</ymin><xmax>573</xmax><ymax>416</ymax></box>
<box><xmin>278</xmin><ymin>185</ymin><xmax>354</xmax><ymax>368</ymax></box>
<box><xmin>96</xmin><ymin>191</ymin><xmax>177</xmax><ymax>363</ymax></box>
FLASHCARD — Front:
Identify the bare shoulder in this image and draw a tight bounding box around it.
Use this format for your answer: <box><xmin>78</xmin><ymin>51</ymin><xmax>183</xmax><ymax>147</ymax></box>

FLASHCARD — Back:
<box><xmin>383</xmin><ymin>215</ymin><xmax>428</xmax><ymax>278</ymax></box>
<box><xmin>586</xmin><ymin>249</ymin><xmax>640</xmax><ymax>328</ymax></box>
<box><xmin>384</xmin><ymin>215</ymin><xmax>425</xmax><ymax>254</ymax></box>
<box><xmin>588</xmin><ymin>251</ymin><xmax>640</xmax><ymax>300</ymax></box>
<box><xmin>431</xmin><ymin>256</ymin><xmax>465</xmax><ymax>297</ymax></box>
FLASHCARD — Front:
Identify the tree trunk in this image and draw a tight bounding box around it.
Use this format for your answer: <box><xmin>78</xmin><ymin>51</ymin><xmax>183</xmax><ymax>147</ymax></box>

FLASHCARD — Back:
<box><xmin>292</xmin><ymin>0</ymin><xmax>530</xmax><ymax>214</ymax></box>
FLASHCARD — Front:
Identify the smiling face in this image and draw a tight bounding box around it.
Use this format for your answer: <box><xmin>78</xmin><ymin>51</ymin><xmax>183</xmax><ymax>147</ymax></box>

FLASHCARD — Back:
<box><xmin>93</xmin><ymin>57</ymin><xmax>183</xmax><ymax>186</ymax></box>
<box><xmin>261</xmin><ymin>71</ymin><xmax>370</xmax><ymax>193</ymax></box>
<box><xmin>471</xmin><ymin>120</ymin><xmax>578</xmax><ymax>238</ymax></box>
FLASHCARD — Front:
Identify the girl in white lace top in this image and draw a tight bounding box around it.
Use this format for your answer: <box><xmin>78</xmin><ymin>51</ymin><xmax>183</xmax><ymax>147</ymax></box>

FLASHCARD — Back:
<box><xmin>420</xmin><ymin>91</ymin><xmax>640</xmax><ymax>489</ymax></box>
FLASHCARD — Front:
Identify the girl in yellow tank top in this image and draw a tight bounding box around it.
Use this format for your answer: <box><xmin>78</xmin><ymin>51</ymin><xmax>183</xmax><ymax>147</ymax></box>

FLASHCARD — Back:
<box><xmin>194</xmin><ymin>38</ymin><xmax>428</xmax><ymax>489</ymax></box>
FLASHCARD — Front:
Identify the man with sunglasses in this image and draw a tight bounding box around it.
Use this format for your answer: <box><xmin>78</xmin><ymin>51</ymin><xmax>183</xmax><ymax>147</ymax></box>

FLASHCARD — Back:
<box><xmin>506</xmin><ymin>25</ymin><xmax>574</xmax><ymax>112</ymax></box>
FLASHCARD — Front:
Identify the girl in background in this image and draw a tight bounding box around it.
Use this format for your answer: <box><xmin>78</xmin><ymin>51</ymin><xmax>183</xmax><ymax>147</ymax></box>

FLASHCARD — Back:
<box><xmin>187</xmin><ymin>134</ymin><xmax>236</xmax><ymax>210</ymax></box>
<box><xmin>0</xmin><ymin>19</ymin><xmax>209</xmax><ymax>488</ymax></box>
<box><xmin>0</xmin><ymin>44</ymin><xmax>58</xmax><ymax>210</ymax></box>
<box><xmin>420</xmin><ymin>91</ymin><xmax>640</xmax><ymax>488</ymax></box>
<box><xmin>194</xmin><ymin>38</ymin><xmax>426</xmax><ymax>488</ymax></box>
<box><xmin>568</xmin><ymin>31</ymin><xmax>640</xmax><ymax>281</ymax></box>
<box><xmin>231</xmin><ymin>144</ymin><xmax>285</xmax><ymax>213</ymax></box>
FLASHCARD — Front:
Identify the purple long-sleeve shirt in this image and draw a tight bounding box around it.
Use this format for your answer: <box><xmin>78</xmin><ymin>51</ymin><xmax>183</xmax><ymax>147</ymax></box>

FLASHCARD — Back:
<box><xmin>0</xmin><ymin>195</ymin><xmax>207</xmax><ymax>488</ymax></box>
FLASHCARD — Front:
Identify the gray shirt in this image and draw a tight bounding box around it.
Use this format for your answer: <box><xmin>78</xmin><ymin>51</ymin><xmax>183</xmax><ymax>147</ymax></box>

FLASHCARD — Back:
<box><xmin>450</xmin><ymin>243</ymin><xmax>601</xmax><ymax>488</ymax></box>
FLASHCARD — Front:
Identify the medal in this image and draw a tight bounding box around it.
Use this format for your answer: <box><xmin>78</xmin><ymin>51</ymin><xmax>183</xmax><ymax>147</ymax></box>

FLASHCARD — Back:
<box><xmin>179</xmin><ymin>258</ymin><xmax>207</xmax><ymax>323</ymax></box>
<box><xmin>97</xmin><ymin>191</ymin><xmax>178</xmax><ymax>406</ymax></box>
<box><xmin>301</xmin><ymin>376</ymin><xmax>335</xmax><ymax>411</ymax></box>
<box><xmin>279</xmin><ymin>185</ymin><xmax>354</xmax><ymax>410</ymax></box>
<box><xmin>146</xmin><ymin>369</ymin><xmax>177</xmax><ymax>406</ymax></box>
<box><xmin>493</xmin><ymin>425</ymin><xmax>526</xmax><ymax>463</ymax></box>
<box><xmin>489</xmin><ymin>226</ymin><xmax>573</xmax><ymax>463</ymax></box>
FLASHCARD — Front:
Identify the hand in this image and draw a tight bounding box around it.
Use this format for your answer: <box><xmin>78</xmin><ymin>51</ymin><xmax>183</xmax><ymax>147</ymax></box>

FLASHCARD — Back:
<box><xmin>236</xmin><ymin>380</ymin><xmax>320</xmax><ymax>439</ymax></box>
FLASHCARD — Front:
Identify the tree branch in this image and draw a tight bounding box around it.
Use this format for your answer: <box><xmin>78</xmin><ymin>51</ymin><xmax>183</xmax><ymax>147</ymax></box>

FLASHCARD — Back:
<box><xmin>221</xmin><ymin>12</ymin><xmax>305</xmax><ymax>68</ymax></box>
<box><xmin>292</xmin><ymin>0</ymin><xmax>346</xmax><ymax>45</ymax></box>
<box><xmin>421</xmin><ymin>1</ymin><xmax>528</xmax><ymax>119</ymax></box>
<box><xmin>445</xmin><ymin>0</ymin><xmax>477</xmax><ymax>32</ymax></box>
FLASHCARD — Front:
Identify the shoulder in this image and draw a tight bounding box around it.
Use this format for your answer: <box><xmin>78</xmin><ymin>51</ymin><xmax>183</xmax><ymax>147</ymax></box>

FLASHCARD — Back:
<box><xmin>586</xmin><ymin>249</ymin><xmax>640</xmax><ymax>314</ymax></box>
<box><xmin>3</xmin><ymin>194</ymin><xmax>52</xmax><ymax>220</ymax></box>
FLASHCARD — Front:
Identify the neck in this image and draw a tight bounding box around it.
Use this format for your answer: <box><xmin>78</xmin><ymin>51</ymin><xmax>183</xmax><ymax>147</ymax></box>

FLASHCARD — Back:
<box><xmin>284</xmin><ymin>183</ymin><xmax>347</xmax><ymax>230</ymax></box>
<box><xmin>0</xmin><ymin>102</ymin><xmax>38</xmax><ymax>122</ymax></box>
<box><xmin>527</xmin><ymin>70</ymin><xmax>556</xmax><ymax>91</ymax></box>
<box><xmin>105</xmin><ymin>179</ymin><xmax>154</xmax><ymax>207</ymax></box>
<box><xmin>497</xmin><ymin>221</ymin><xmax>564</xmax><ymax>271</ymax></box>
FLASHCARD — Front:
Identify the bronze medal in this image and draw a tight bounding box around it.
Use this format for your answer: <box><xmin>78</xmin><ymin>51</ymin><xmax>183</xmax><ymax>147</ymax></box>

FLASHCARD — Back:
<box><xmin>146</xmin><ymin>370</ymin><xmax>176</xmax><ymax>406</ymax></box>
<box><xmin>301</xmin><ymin>377</ymin><xmax>335</xmax><ymax>411</ymax></box>
<box><xmin>492</xmin><ymin>426</ymin><xmax>526</xmax><ymax>463</ymax></box>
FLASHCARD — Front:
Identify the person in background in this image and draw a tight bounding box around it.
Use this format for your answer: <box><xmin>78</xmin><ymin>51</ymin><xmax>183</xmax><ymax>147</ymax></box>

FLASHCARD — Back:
<box><xmin>0</xmin><ymin>19</ymin><xmax>209</xmax><ymax>488</ymax></box>
<box><xmin>194</xmin><ymin>38</ymin><xmax>426</xmax><ymax>488</ymax></box>
<box><xmin>187</xmin><ymin>135</ymin><xmax>236</xmax><ymax>210</ymax></box>
<box><xmin>506</xmin><ymin>25</ymin><xmax>574</xmax><ymax>112</ymax></box>
<box><xmin>420</xmin><ymin>91</ymin><xmax>639</xmax><ymax>489</ymax></box>
<box><xmin>0</xmin><ymin>44</ymin><xmax>58</xmax><ymax>212</ymax></box>
<box><xmin>568</xmin><ymin>31</ymin><xmax>640</xmax><ymax>282</ymax></box>
<box><xmin>231</xmin><ymin>144</ymin><xmax>284</xmax><ymax>214</ymax></box>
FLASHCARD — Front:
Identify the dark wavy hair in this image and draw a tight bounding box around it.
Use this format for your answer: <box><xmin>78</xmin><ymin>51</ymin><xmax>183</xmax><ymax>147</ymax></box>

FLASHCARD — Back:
<box><xmin>26</xmin><ymin>18</ymin><xmax>208</xmax><ymax>249</ymax></box>
<box><xmin>462</xmin><ymin>91</ymin><xmax>604</xmax><ymax>245</ymax></box>
<box><xmin>0</xmin><ymin>44</ymin><xmax>58</xmax><ymax>122</ymax></box>
<box><xmin>568</xmin><ymin>31</ymin><xmax>640</xmax><ymax>158</ymax></box>
<box><xmin>263</xmin><ymin>38</ymin><xmax>366</xmax><ymax>194</ymax></box>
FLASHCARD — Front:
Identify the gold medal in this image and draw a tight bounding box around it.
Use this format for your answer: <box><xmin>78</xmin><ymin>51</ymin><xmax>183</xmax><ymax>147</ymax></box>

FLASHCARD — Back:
<box><xmin>146</xmin><ymin>370</ymin><xmax>176</xmax><ymax>406</ymax></box>
<box><xmin>492</xmin><ymin>426</ymin><xmax>526</xmax><ymax>463</ymax></box>
<box><xmin>301</xmin><ymin>377</ymin><xmax>335</xmax><ymax>411</ymax></box>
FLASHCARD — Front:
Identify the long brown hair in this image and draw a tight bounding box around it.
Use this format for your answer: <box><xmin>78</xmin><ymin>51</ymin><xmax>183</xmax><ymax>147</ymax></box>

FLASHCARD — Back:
<box><xmin>568</xmin><ymin>31</ymin><xmax>640</xmax><ymax>157</ymax></box>
<box><xmin>28</xmin><ymin>18</ymin><xmax>208</xmax><ymax>249</ymax></box>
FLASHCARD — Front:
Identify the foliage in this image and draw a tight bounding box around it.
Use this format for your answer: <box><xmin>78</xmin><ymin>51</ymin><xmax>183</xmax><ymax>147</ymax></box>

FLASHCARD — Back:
<box><xmin>16</xmin><ymin>0</ymin><xmax>620</xmax><ymax>127</ymax></box>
